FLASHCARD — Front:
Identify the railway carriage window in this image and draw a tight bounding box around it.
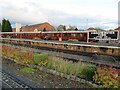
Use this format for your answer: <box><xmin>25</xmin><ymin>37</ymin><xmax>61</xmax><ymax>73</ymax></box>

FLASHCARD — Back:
<box><xmin>56</xmin><ymin>34</ymin><xmax>58</xmax><ymax>37</ymax></box>
<box><xmin>56</xmin><ymin>33</ymin><xmax>61</xmax><ymax>37</ymax></box>
<box><xmin>66</xmin><ymin>33</ymin><xmax>69</xmax><ymax>37</ymax></box>
<box><xmin>64</xmin><ymin>33</ymin><xmax>67</xmax><ymax>37</ymax></box>
<box><xmin>55</xmin><ymin>33</ymin><xmax>57</xmax><ymax>36</ymax></box>
<box><xmin>59</xmin><ymin>33</ymin><xmax>62</xmax><ymax>36</ymax></box>
<box><xmin>71</xmin><ymin>34</ymin><xmax>76</xmax><ymax>37</ymax></box>
<box><xmin>71</xmin><ymin>34</ymin><xmax>73</xmax><ymax>37</ymax></box>
<box><xmin>48</xmin><ymin>34</ymin><xmax>52</xmax><ymax>37</ymax></box>
<box><xmin>76</xmin><ymin>34</ymin><xmax>80</xmax><ymax>37</ymax></box>
<box><xmin>52</xmin><ymin>34</ymin><xmax>54</xmax><ymax>37</ymax></box>
<box><xmin>80</xmin><ymin>34</ymin><xmax>83</xmax><ymax>37</ymax></box>
<box><xmin>73</xmin><ymin>34</ymin><xmax>75</xmax><ymax>37</ymax></box>
<box><xmin>47</xmin><ymin>34</ymin><xmax>49</xmax><ymax>36</ymax></box>
<box><xmin>44</xmin><ymin>34</ymin><xmax>47</xmax><ymax>36</ymax></box>
<box><xmin>50</xmin><ymin>34</ymin><xmax>52</xmax><ymax>36</ymax></box>
<box><xmin>68</xmin><ymin>33</ymin><xmax>71</xmax><ymax>37</ymax></box>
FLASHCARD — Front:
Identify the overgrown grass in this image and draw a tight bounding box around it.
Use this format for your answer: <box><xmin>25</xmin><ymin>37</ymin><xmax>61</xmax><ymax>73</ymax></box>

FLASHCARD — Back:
<box><xmin>20</xmin><ymin>67</ymin><xmax>35</xmax><ymax>74</ymax></box>
<box><xmin>2</xmin><ymin>45</ymin><xmax>35</xmax><ymax>64</ymax></box>
<box><xmin>46</xmin><ymin>56</ymin><xmax>96</xmax><ymax>79</ymax></box>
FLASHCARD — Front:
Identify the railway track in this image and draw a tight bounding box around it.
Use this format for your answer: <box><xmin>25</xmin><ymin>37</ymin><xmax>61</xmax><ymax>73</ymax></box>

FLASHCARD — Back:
<box><xmin>1</xmin><ymin>71</ymin><xmax>31</xmax><ymax>89</ymax></box>
<box><xmin>1</xmin><ymin>69</ymin><xmax>42</xmax><ymax>89</ymax></box>
<box><xmin>0</xmin><ymin>57</ymin><xmax>42</xmax><ymax>89</ymax></box>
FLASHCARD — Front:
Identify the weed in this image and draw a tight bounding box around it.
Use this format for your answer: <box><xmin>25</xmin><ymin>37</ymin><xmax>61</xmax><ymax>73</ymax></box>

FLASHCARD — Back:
<box><xmin>93</xmin><ymin>66</ymin><xmax>120</xmax><ymax>88</ymax></box>
<box><xmin>20</xmin><ymin>67</ymin><xmax>35</xmax><ymax>74</ymax></box>
<box><xmin>46</xmin><ymin>56</ymin><xmax>95</xmax><ymax>79</ymax></box>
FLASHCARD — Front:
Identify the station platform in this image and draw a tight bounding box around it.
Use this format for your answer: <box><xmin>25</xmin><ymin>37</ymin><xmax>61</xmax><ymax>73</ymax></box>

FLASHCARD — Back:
<box><xmin>0</xmin><ymin>38</ymin><xmax>120</xmax><ymax>56</ymax></box>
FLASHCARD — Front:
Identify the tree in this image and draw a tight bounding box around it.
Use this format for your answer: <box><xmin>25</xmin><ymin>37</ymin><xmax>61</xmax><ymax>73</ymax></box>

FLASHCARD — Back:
<box><xmin>2</xmin><ymin>18</ymin><xmax>6</xmax><ymax>32</ymax></box>
<box><xmin>75</xmin><ymin>28</ymin><xmax>78</xmax><ymax>31</ymax></box>
<box><xmin>67</xmin><ymin>25</ymin><xmax>78</xmax><ymax>31</ymax></box>
<box><xmin>7</xmin><ymin>20</ymin><xmax>12</xmax><ymax>32</ymax></box>
<box><xmin>2</xmin><ymin>18</ymin><xmax>12</xmax><ymax>32</ymax></box>
<box><xmin>57</xmin><ymin>25</ymin><xmax>66</xmax><ymax>31</ymax></box>
<box><xmin>43</xmin><ymin>28</ymin><xmax>46</xmax><ymax>32</ymax></box>
<box><xmin>0</xmin><ymin>23</ymin><xmax>1</xmax><ymax>32</ymax></box>
<box><xmin>94</xmin><ymin>27</ymin><xmax>103</xmax><ymax>31</ymax></box>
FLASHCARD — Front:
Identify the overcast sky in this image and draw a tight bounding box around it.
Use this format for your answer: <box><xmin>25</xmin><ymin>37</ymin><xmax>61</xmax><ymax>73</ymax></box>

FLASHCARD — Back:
<box><xmin>0</xmin><ymin>0</ymin><xmax>119</xmax><ymax>29</ymax></box>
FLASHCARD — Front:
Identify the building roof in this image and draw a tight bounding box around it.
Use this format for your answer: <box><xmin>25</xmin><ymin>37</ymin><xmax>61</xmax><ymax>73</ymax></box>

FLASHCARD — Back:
<box><xmin>115</xmin><ymin>27</ymin><xmax>120</xmax><ymax>30</ymax></box>
<box><xmin>87</xmin><ymin>27</ymin><xmax>95</xmax><ymax>30</ymax></box>
<box><xmin>22</xmin><ymin>23</ymin><xmax>45</xmax><ymax>28</ymax></box>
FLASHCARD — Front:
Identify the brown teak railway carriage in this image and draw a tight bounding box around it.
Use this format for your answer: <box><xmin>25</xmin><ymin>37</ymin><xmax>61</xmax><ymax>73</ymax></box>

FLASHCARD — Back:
<box><xmin>0</xmin><ymin>31</ymin><xmax>89</xmax><ymax>42</ymax></box>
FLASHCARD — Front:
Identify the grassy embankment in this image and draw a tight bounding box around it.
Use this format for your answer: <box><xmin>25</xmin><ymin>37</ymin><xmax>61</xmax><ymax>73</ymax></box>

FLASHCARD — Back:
<box><xmin>1</xmin><ymin>45</ymin><xmax>120</xmax><ymax>88</ymax></box>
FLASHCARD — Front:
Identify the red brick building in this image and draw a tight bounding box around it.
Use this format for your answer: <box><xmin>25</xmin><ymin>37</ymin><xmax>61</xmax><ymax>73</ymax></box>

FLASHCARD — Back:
<box><xmin>13</xmin><ymin>22</ymin><xmax>55</xmax><ymax>32</ymax></box>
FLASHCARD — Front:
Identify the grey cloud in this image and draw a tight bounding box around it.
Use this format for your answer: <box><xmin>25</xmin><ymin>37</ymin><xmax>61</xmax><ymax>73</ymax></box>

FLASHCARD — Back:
<box><xmin>0</xmin><ymin>0</ymin><xmax>117</xmax><ymax>29</ymax></box>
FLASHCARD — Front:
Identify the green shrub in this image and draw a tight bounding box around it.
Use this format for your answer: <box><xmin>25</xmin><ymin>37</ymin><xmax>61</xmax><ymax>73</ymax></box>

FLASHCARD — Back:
<box><xmin>33</xmin><ymin>52</ymin><xmax>48</xmax><ymax>65</ymax></box>
<box><xmin>81</xmin><ymin>66</ymin><xmax>96</xmax><ymax>81</ymax></box>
